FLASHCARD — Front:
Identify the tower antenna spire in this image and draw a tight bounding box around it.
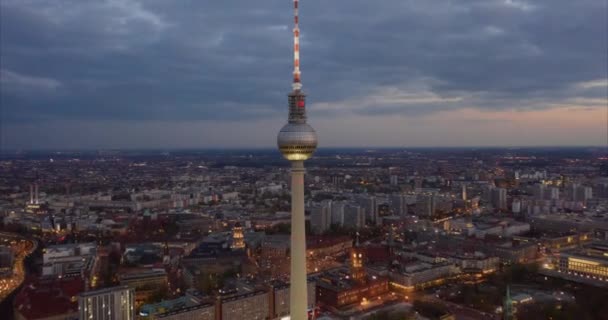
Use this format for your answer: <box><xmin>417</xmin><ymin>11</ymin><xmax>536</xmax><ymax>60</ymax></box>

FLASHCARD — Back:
<box><xmin>292</xmin><ymin>0</ymin><xmax>302</xmax><ymax>91</ymax></box>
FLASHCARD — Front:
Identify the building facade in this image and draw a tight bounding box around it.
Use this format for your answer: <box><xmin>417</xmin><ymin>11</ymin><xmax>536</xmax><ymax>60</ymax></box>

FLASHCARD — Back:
<box><xmin>78</xmin><ymin>286</ymin><xmax>134</xmax><ymax>320</ymax></box>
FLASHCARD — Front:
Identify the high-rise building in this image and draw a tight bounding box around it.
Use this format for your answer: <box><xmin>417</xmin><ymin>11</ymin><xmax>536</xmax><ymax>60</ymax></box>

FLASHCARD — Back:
<box><xmin>548</xmin><ymin>187</ymin><xmax>560</xmax><ymax>200</ymax></box>
<box><xmin>331</xmin><ymin>175</ymin><xmax>342</xmax><ymax>187</ymax></box>
<box><xmin>390</xmin><ymin>194</ymin><xmax>407</xmax><ymax>216</ymax></box>
<box><xmin>491</xmin><ymin>188</ymin><xmax>508</xmax><ymax>211</ymax></box>
<box><xmin>594</xmin><ymin>178</ymin><xmax>608</xmax><ymax>199</ymax></box>
<box><xmin>310</xmin><ymin>204</ymin><xmax>330</xmax><ymax>234</ymax></box>
<box><xmin>79</xmin><ymin>285</ymin><xmax>134</xmax><ymax>320</ymax></box>
<box><xmin>416</xmin><ymin>194</ymin><xmax>436</xmax><ymax>217</ymax></box>
<box><xmin>511</xmin><ymin>198</ymin><xmax>522</xmax><ymax>214</ymax></box>
<box><xmin>344</xmin><ymin>204</ymin><xmax>364</xmax><ymax>230</ymax></box>
<box><xmin>357</xmin><ymin>195</ymin><xmax>378</xmax><ymax>225</ymax></box>
<box><xmin>331</xmin><ymin>201</ymin><xmax>345</xmax><ymax>226</ymax></box>
<box><xmin>390</xmin><ymin>175</ymin><xmax>399</xmax><ymax>186</ymax></box>
<box><xmin>533</xmin><ymin>183</ymin><xmax>545</xmax><ymax>200</ymax></box>
<box><xmin>573</xmin><ymin>185</ymin><xmax>593</xmax><ymax>204</ymax></box>
<box><xmin>276</xmin><ymin>0</ymin><xmax>318</xmax><ymax>318</ymax></box>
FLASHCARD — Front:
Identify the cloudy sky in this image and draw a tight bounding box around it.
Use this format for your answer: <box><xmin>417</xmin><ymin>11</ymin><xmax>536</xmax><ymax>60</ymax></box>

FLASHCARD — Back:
<box><xmin>1</xmin><ymin>0</ymin><xmax>606</xmax><ymax>149</ymax></box>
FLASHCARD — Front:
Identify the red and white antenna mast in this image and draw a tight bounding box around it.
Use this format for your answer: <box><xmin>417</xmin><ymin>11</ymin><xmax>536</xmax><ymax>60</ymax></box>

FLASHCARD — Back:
<box><xmin>292</xmin><ymin>0</ymin><xmax>302</xmax><ymax>91</ymax></box>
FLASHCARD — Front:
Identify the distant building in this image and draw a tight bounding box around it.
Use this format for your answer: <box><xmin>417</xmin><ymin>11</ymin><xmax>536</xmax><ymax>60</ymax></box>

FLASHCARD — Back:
<box><xmin>391</xmin><ymin>194</ymin><xmax>407</xmax><ymax>216</ymax></box>
<box><xmin>139</xmin><ymin>293</ymin><xmax>209</xmax><ymax>319</ymax></box>
<box><xmin>307</xmin><ymin>236</ymin><xmax>353</xmax><ymax>274</ymax></box>
<box><xmin>511</xmin><ymin>199</ymin><xmax>521</xmax><ymax>214</ymax></box>
<box><xmin>269</xmin><ymin>280</ymin><xmax>316</xmax><ymax>319</ymax></box>
<box><xmin>389</xmin><ymin>259</ymin><xmax>456</xmax><ymax>291</ymax></box>
<box><xmin>416</xmin><ymin>194</ymin><xmax>436</xmax><ymax>217</ymax></box>
<box><xmin>573</xmin><ymin>185</ymin><xmax>593</xmax><ymax>204</ymax></box>
<box><xmin>548</xmin><ymin>187</ymin><xmax>560</xmax><ymax>200</ymax></box>
<box><xmin>331</xmin><ymin>201</ymin><xmax>345</xmax><ymax>226</ymax></box>
<box><xmin>331</xmin><ymin>175</ymin><xmax>342</xmax><ymax>187</ymax></box>
<box><xmin>78</xmin><ymin>285</ymin><xmax>134</xmax><ymax>320</ymax></box>
<box><xmin>357</xmin><ymin>195</ymin><xmax>379</xmax><ymax>225</ymax></box>
<box><xmin>148</xmin><ymin>280</ymin><xmax>317</xmax><ymax>320</ymax></box>
<box><xmin>219</xmin><ymin>290</ymin><xmax>268</xmax><ymax>320</ymax></box>
<box><xmin>119</xmin><ymin>269</ymin><xmax>167</xmax><ymax>304</ymax></box>
<box><xmin>42</xmin><ymin>242</ymin><xmax>96</xmax><ymax>277</ymax></box>
<box><xmin>515</xmin><ymin>232</ymin><xmax>592</xmax><ymax>252</ymax></box>
<box><xmin>156</xmin><ymin>302</ymin><xmax>215</xmax><ymax>320</ymax></box>
<box><xmin>315</xmin><ymin>267</ymin><xmax>388</xmax><ymax>309</ymax></box>
<box><xmin>344</xmin><ymin>204</ymin><xmax>365</xmax><ymax>230</ymax></box>
<box><xmin>532</xmin><ymin>183</ymin><xmax>546</xmax><ymax>200</ymax></box>
<box><xmin>261</xmin><ymin>235</ymin><xmax>291</xmax><ymax>259</ymax></box>
<box><xmin>484</xmin><ymin>240</ymin><xmax>537</xmax><ymax>264</ymax></box>
<box><xmin>307</xmin><ymin>236</ymin><xmax>353</xmax><ymax>259</ymax></box>
<box><xmin>491</xmin><ymin>188</ymin><xmax>508</xmax><ymax>211</ymax></box>
<box><xmin>390</xmin><ymin>175</ymin><xmax>399</xmax><ymax>186</ymax></box>
<box><xmin>230</xmin><ymin>223</ymin><xmax>245</xmax><ymax>250</ymax></box>
<box><xmin>446</xmin><ymin>252</ymin><xmax>499</xmax><ymax>274</ymax></box>
<box><xmin>547</xmin><ymin>242</ymin><xmax>608</xmax><ymax>286</ymax></box>
<box><xmin>310</xmin><ymin>203</ymin><xmax>331</xmax><ymax>234</ymax></box>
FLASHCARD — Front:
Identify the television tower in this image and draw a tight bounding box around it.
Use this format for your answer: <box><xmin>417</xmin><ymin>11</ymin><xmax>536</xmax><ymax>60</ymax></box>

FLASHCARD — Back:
<box><xmin>277</xmin><ymin>0</ymin><xmax>318</xmax><ymax>319</ymax></box>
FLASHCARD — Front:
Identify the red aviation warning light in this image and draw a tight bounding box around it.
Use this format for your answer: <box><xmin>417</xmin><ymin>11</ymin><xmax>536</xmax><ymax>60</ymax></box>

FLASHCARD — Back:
<box><xmin>298</xmin><ymin>99</ymin><xmax>305</xmax><ymax>108</ymax></box>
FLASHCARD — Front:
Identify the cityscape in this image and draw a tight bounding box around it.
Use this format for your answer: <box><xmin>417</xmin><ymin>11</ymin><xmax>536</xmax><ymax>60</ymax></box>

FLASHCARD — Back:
<box><xmin>0</xmin><ymin>147</ymin><xmax>607</xmax><ymax>319</ymax></box>
<box><xmin>1</xmin><ymin>0</ymin><xmax>607</xmax><ymax>320</ymax></box>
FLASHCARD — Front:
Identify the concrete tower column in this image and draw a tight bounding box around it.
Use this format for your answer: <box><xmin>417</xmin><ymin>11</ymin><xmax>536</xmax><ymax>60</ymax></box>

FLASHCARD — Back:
<box><xmin>290</xmin><ymin>160</ymin><xmax>307</xmax><ymax>320</ymax></box>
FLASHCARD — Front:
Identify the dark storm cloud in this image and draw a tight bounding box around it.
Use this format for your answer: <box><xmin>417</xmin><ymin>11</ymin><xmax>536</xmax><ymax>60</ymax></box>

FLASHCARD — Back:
<box><xmin>0</xmin><ymin>0</ymin><xmax>606</xmax><ymax>123</ymax></box>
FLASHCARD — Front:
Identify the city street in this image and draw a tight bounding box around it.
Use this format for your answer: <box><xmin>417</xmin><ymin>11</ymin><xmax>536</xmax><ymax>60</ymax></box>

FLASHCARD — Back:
<box><xmin>0</xmin><ymin>233</ymin><xmax>37</xmax><ymax>302</ymax></box>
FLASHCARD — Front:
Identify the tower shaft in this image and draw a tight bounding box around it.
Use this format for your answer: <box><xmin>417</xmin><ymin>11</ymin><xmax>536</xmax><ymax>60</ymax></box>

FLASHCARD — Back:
<box><xmin>290</xmin><ymin>160</ymin><xmax>308</xmax><ymax>320</ymax></box>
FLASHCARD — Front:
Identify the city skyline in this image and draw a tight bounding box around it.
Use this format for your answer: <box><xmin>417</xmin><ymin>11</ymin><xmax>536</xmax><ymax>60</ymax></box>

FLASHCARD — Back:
<box><xmin>1</xmin><ymin>1</ymin><xmax>607</xmax><ymax>316</ymax></box>
<box><xmin>1</xmin><ymin>0</ymin><xmax>607</xmax><ymax>149</ymax></box>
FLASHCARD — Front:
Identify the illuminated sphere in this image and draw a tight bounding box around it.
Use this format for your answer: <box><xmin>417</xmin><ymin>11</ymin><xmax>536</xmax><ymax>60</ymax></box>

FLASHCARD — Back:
<box><xmin>277</xmin><ymin>123</ymin><xmax>318</xmax><ymax>161</ymax></box>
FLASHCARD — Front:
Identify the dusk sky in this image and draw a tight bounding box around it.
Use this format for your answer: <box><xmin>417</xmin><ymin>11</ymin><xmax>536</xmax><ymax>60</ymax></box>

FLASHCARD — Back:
<box><xmin>1</xmin><ymin>0</ymin><xmax>606</xmax><ymax>149</ymax></box>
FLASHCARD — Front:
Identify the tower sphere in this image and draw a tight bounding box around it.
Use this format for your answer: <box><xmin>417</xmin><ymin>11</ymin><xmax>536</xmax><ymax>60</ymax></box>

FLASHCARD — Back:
<box><xmin>277</xmin><ymin>122</ymin><xmax>317</xmax><ymax>161</ymax></box>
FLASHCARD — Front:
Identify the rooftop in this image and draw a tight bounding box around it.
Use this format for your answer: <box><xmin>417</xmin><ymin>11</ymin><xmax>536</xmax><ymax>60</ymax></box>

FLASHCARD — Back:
<box><xmin>14</xmin><ymin>276</ymin><xmax>84</xmax><ymax>319</ymax></box>
<box><xmin>80</xmin><ymin>285</ymin><xmax>131</xmax><ymax>297</ymax></box>
<box><xmin>315</xmin><ymin>267</ymin><xmax>385</xmax><ymax>292</ymax></box>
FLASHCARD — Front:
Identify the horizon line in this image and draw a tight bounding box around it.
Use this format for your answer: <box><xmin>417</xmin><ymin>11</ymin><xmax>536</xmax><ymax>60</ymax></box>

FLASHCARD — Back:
<box><xmin>1</xmin><ymin>145</ymin><xmax>607</xmax><ymax>153</ymax></box>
